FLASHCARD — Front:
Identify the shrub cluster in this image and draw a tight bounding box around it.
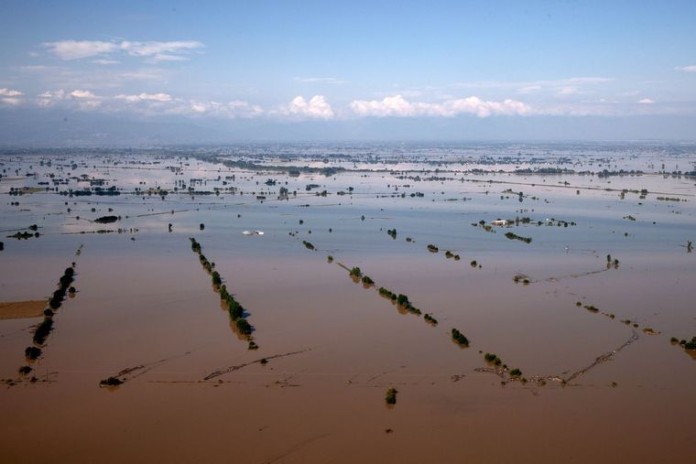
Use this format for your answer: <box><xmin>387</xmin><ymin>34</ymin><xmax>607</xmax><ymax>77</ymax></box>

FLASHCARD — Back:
<box><xmin>377</xmin><ymin>288</ymin><xmax>423</xmax><ymax>316</ymax></box>
<box><xmin>385</xmin><ymin>387</ymin><xmax>398</xmax><ymax>405</ymax></box>
<box><xmin>504</xmin><ymin>232</ymin><xmax>532</xmax><ymax>244</ymax></box>
<box><xmin>451</xmin><ymin>328</ymin><xmax>470</xmax><ymax>347</ymax></box>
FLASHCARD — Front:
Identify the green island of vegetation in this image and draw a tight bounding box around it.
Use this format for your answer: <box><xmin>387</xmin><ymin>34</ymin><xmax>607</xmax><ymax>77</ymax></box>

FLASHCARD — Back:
<box><xmin>190</xmin><ymin>237</ymin><xmax>257</xmax><ymax>348</ymax></box>
<box><xmin>385</xmin><ymin>387</ymin><xmax>398</xmax><ymax>405</ymax></box>
<box><xmin>451</xmin><ymin>328</ymin><xmax>470</xmax><ymax>347</ymax></box>
<box><xmin>504</xmin><ymin>232</ymin><xmax>532</xmax><ymax>244</ymax></box>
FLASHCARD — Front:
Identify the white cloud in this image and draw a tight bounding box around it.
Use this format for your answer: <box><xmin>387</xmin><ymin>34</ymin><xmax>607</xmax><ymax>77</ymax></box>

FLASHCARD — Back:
<box><xmin>558</xmin><ymin>86</ymin><xmax>579</xmax><ymax>96</ymax></box>
<box><xmin>294</xmin><ymin>77</ymin><xmax>346</xmax><ymax>85</ymax></box>
<box><xmin>180</xmin><ymin>99</ymin><xmax>263</xmax><ymax>118</ymax></box>
<box><xmin>119</xmin><ymin>41</ymin><xmax>203</xmax><ymax>60</ymax></box>
<box><xmin>92</xmin><ymin>59</ymin><xmax>120</xmax><ymax>65</ymax></box>
<box><xmin>1</xmin><ymin>91</ymin><xmax>23</xmax><ymax>105</ymax></box>
<box><xmin>44</xmin><ymin>40</ymin><xmax>118</xmax><ymax>60</ymax></box>
<box><xmin>637</xmin><ymin>98</ymin><xmax>655</xmax><ymax>104</ymax></box>
<box><xmin>350</xmin><ymin>95</ymin><xmax>530</xmax><ymax>118</ymax></box>
<box><xmin>350</xmin><ymin>95</ymin><xmax>416</xmax><ymax>117</ymax></box>
<box><xmin>566</xmin><ymin>77</ymin><xmax>614</xmax><ymax>84</ymax></box>
<box><xmin>446</xmin><ymin>97</ymin><xmax>530</xmax><ymax>117</ymax></box>
<box><xmin>43</xmin><ymin>39</ymin><xmax>203</xmax><ymax>62</ymax></box>
<box><xmin>36</xmin><ymin>89</ymin><xmax>102</xmax><ymax>109</ymax></box>
<box><xmin>675</xmin><ymin>65</ymin><xmax>696</xmax><ymax>73</ymax></box>
<box><xmin>116</xmin><ymin>92</ymin><xmax>173</xmax><ymax>103</ymax></box>
<box><xmin>1</xmin><ymin>98</ymin><xmax>22</xmax><ymax>106</ymax></box>
<box><xmin>37</xmin><ymin>89</ymin><xmax>66</xmax><ymax>107</ymax></box>
<box><xmin>0</xmin><ymin>88</ymin><xmax>23</xmax><ymax>97</ymax></box>
<box><xmin>68</xmin><ymin>89</ymin><xmax>102</xmax><ymax>109</ymax></box>
<box><xmin>70</xmin><ymin>89</ymin><xmax>97</xmax><ymax>99</ymax></box>
<box><xmin>517</xmin><ymin>85</ymin><xmax>542</xmax><ymax>94</ymax></box>
<box><xmin>285</xmin><ymin>95</ymin><xmax>334</xmax><ymax>119</ymax></box>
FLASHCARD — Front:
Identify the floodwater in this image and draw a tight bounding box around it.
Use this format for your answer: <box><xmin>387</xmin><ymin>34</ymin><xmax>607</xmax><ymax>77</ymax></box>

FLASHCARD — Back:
<box><xmin>0</xmin><ymin>143</ymin><xmax>695</xmax><ymax>463</ymax></box>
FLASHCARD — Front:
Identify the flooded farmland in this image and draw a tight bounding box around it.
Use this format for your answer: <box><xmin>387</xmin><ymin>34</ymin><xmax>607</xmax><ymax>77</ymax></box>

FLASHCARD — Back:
<box><xmin>1</xmin><ymin>142</ymin><xmax>695</xmax><ymax>463</ymax></box>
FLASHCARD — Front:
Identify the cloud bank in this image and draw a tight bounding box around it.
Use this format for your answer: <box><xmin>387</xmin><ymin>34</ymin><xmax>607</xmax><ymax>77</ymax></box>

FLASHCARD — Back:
<box><xmin>350</xmin><ymin>95</ymin><xmax>530</xmax><ymax>118</ymax></box>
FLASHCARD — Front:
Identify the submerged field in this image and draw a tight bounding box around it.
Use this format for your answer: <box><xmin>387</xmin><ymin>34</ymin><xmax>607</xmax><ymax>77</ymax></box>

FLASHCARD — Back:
<box><xmin>1</xmin><ymin>142</ymin><xmax>695</xmax><ymax>463</ymax></box>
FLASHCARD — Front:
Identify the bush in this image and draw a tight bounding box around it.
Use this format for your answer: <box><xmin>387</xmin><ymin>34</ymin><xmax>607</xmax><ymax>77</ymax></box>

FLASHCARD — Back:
<box><xmin>211</xmin><ymin>271</ymin><xmax>222</xmax><ymax>287</ymax></box>
<box><xmin>235</xmin><ymin>318</ymin><xmax>253</xmax><ymax>335</ymax></box>
<box><xmin>100</xmin><ymin>377</ymin><xmax>123</xmax><ymax>387</ymax></box>
<box><xmin>33</xmin><ymin>318</ymin><xmax>53</xmax><ymax>345</ymax></box>
<box><xmin>385</xmin><ymin>387</ymin><xmax>398</xmax><ymax>405</ymax></box>
<box><xmin>451</xmin><ymin>328</ymin><xmax>470</xmax><ymax>347</ymax></box>
<box><xmin>685</xmin><ymin>336</ymin><xmax>696</xmax><ymax>350</ymax></box>
<box><xmin>25</xmin><ymin>346</ymin><xmax>42</xmax><ymax>360</ymax></box>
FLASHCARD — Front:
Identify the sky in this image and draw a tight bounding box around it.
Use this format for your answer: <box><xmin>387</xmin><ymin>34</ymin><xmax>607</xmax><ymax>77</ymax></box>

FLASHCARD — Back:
<box><xmin>1</xmin><ymin>0</ymin><xmax>695</xmax><ymax>144</ymax></box>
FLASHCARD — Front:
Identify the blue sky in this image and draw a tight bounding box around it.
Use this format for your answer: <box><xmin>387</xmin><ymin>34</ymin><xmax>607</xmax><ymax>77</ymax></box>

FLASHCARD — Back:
<box><xmin>1</xmin><ymin>0</ymin><xmax>695</xmax><ymax>143</ymax></box>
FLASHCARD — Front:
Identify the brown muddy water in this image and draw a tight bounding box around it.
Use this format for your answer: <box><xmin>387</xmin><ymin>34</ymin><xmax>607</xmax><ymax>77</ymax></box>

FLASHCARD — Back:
<box><xmin>0</xmin><ymin>144</ymin><xmax>695</xmax><ymax>463</ymax></box>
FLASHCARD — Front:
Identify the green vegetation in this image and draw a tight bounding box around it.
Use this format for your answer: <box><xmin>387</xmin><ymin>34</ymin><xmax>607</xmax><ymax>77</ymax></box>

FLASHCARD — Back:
<box><xmin>379</xmin><ymin>287</ymin><xmax>397</xmax><ymax>301</ymax></box>
<box><xmin>211</xmin><ymin>271</ymin><xmax>222</xmax><ymax>288</ymax></box>
<box><xmin>235</xmin><ymin>318</ymin><xmax>253</xmax><ymax>335</ymax></box>
<box><xmin>302</xmin><ymin>240</ymin><xmax>315</xmax><ymax>250</ymax></box>
<box><xmin>99</xmin><ymin>377</ymin><xmax>123</xmax><ymax>387</ymax></box>
<box><xmin>377</xmin><ymin>287</ymin><xmax>422</xmax><ymax>315</ymax></box>
<box><xmin>396</xmin><ymin>293</ymin><xmax>422</xmax><ymax>315</ymax></box>
<box><xmin>190</xmin><ymin>237</ymin><xmax>257</xmax><ymax>349</ymax></box>
<box><xmin>424</xmin><ymin>313</ymin><xmax>438</xmax><ymax>325</ymax></box>
<box><xmin>427</xmin><ymin>244</ymin><xmax>439</xmax><ymax>253</ymax></box>
<box><xmin>94</xmin><ymin>215</ymin><xmax>119</xmax><ymax>224</ymax></box>
<box><xmin>484</xmin><ymin>352</ymin><xmax>503</xmax><ymax>366</ymax></box>
<box><xmin>451</xmin><ymin>328</ymin><xmax>470</xmax><ymax>347</ymax></box>
<box><xmin>387</xmin><ymin>228</ymin><xmax>397</xmax><ymax>239</ymax></box>
<box><xmin>190</xmin><ymin>237</ymin><xmax>202</xmax><ymax>253</ymax></box>
<box><xmin>349</xmin><ymin>267</ymin><xmax>362</xmax><ymax>278</ymax></box>
<box><xmin>361</xmin><ymin>275</ymin><xmax>374</xmax><ymax>285</ymax></box>
<box><xmin>504</xmin><ymin>232</ymin><xmax>532</xmax><ymax>244</ymax></box>
<box><xmin>681</xmin><ymin>336</ymin><xmax>696</xmax><ymax>350</ymax></box>
<box><xmin>385</xmin><ymin>387</ymin><xmax>398</xmax><ymax>405</ymax></box>
<box><xmin>513</xmin><ymin>274</ymin><xmax>531</xmax><ymax>285</ymax></box>
<box><xmin>25</xmin><ymin>346</ymin><xmax>42</xmax><ymax>360</ymax></box>
<box><xmin>7</xmin><ymin>231</ymin><xmax>38</xmax><ymax>240</ymax></box>
<box><xmin>509</xmin><ymin>368</ymin><xmax>523</xmax><ymax>377</ymax></box>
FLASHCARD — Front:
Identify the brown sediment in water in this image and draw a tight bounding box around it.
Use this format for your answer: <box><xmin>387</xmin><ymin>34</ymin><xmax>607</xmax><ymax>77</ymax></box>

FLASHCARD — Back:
<box><xmin>0</xmin><ymin>301</ymin><xmax>46</xmax><ymax>320</ymax></box>
<box><xmin>1</xmin><ymin>147</ymin><xmax>695</xmax><ymax>463</ymax></box>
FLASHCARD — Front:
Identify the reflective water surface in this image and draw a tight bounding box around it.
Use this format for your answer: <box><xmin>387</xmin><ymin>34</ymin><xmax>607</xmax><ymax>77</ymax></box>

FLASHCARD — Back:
<box><xmin>1</xmin><ymin>143</ymin><xmax>695</xmax><ymax>462</ymax></box>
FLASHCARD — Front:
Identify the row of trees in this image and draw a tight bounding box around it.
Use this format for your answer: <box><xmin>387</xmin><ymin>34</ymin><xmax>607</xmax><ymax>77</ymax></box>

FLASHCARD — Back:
<box><xmin>20</xmin><ymin>265</ymin><xmax>76</xmax><ymax>379</ymax></box>
<box><xmin>190</xmin><ymin>238</ymin><xmax>257</xmax><ymax>349</ymax></box>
